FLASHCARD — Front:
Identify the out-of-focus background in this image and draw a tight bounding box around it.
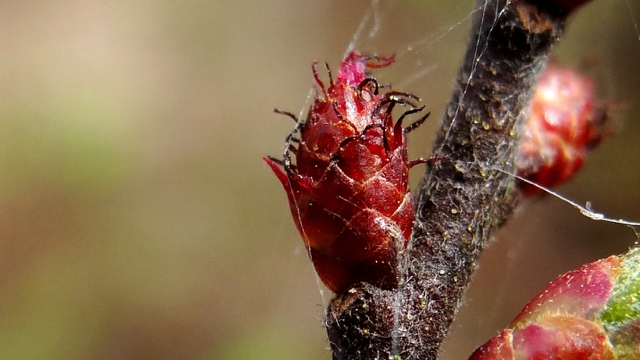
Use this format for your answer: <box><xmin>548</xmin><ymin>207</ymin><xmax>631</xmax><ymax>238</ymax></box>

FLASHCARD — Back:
<box><xmin>0</xmin><ymin>1</ymin><xmax>638</xmax><ymax>359</ymax></box>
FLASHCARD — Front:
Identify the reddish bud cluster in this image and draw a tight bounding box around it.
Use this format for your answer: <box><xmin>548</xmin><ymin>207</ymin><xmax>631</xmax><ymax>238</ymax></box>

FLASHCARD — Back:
<box><xmin>469</xmin><ymin>256</ymin><xmax>621</xmax><ymax>359</ymax></box>
<box><xmin>516</xmin><ymin>62</ymin><xmax>612</xmax><ymax>196</ymax></box>
<box><xmin>265</xmin><ymin>51</ymin><xmax>427</xmax><ymax>293</ymax></box>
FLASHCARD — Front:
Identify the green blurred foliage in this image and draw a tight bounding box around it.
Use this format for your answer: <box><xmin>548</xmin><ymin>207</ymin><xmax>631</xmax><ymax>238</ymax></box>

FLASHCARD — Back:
<box><xmin>0</xmin><ymin>1</ymin><xmax>638</xmax><ymax>359</ymax></box>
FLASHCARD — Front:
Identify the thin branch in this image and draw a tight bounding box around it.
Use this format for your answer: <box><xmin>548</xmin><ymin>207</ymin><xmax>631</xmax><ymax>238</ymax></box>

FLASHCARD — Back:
<box><xmin>325</xmin><ymin>0</ymin><xmax>585</xmax><ymax>359</ymax></box>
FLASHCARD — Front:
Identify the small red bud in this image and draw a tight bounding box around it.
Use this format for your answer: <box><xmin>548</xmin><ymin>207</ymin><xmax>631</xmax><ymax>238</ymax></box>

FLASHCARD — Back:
<box><xmin>516</xmin><ymin>62</ymin><xmax>612</xmax><ymax>196</ymax></box>
<box><xmin>265</xmin><ymin>51</ymin><xmax>427</xmax><ymax>293</ymax></box>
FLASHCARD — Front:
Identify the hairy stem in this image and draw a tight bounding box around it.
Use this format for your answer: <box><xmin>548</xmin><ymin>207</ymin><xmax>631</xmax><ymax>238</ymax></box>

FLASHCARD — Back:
<box><xmin>325</xmin><ymin>1</ymin><xmax>585</xmax><ymax>359</ymax></box>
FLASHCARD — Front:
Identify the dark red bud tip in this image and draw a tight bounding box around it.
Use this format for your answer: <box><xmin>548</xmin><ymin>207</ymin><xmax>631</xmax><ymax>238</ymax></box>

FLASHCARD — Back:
<box><xmin>263</xmin><ymin>157</ymin><xmax>286</xmax><ymax>183</ymax></box>
<box><xmin>336</xmin><ymin>51</ymin><xmax>396</xmax><ymax>87</ymax></box>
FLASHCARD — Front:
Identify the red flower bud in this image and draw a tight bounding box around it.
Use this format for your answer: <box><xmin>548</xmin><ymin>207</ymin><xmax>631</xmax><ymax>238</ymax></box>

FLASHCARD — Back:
<box><xmin>265</xmin><ymin>51</ymin><xmax>427</xmax><ymax>293</ymax></box>
<box><xmin>516</xmin><ymin>62</ymin><xmax>612</xmax><ymax>196</ymax></box>
<box><xmin>469</xmin><ymin>256</ymin><xmax>621</xmax><ymax>359</ymax></box>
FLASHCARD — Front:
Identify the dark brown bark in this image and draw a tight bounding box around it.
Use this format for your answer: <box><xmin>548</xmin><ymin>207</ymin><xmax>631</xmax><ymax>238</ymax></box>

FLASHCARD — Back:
<box><xmin>325</xmin><ymin>1</ymin><xmax>584</xmax><ymax>359</ymax></box>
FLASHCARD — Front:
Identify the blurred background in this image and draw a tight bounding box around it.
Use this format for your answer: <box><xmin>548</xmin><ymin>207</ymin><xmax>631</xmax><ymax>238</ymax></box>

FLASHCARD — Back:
<box><xmin>0</xmin><ymin>0</ymin><xmax>638</xmax><ymax>359</ymax></box>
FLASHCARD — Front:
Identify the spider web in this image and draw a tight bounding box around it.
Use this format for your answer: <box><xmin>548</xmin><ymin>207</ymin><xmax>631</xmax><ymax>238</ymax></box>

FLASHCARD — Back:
<box><xmin>278</xmin><ymin>0</ymin><xmax>640</xmax><ymax>358</ymax></box>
